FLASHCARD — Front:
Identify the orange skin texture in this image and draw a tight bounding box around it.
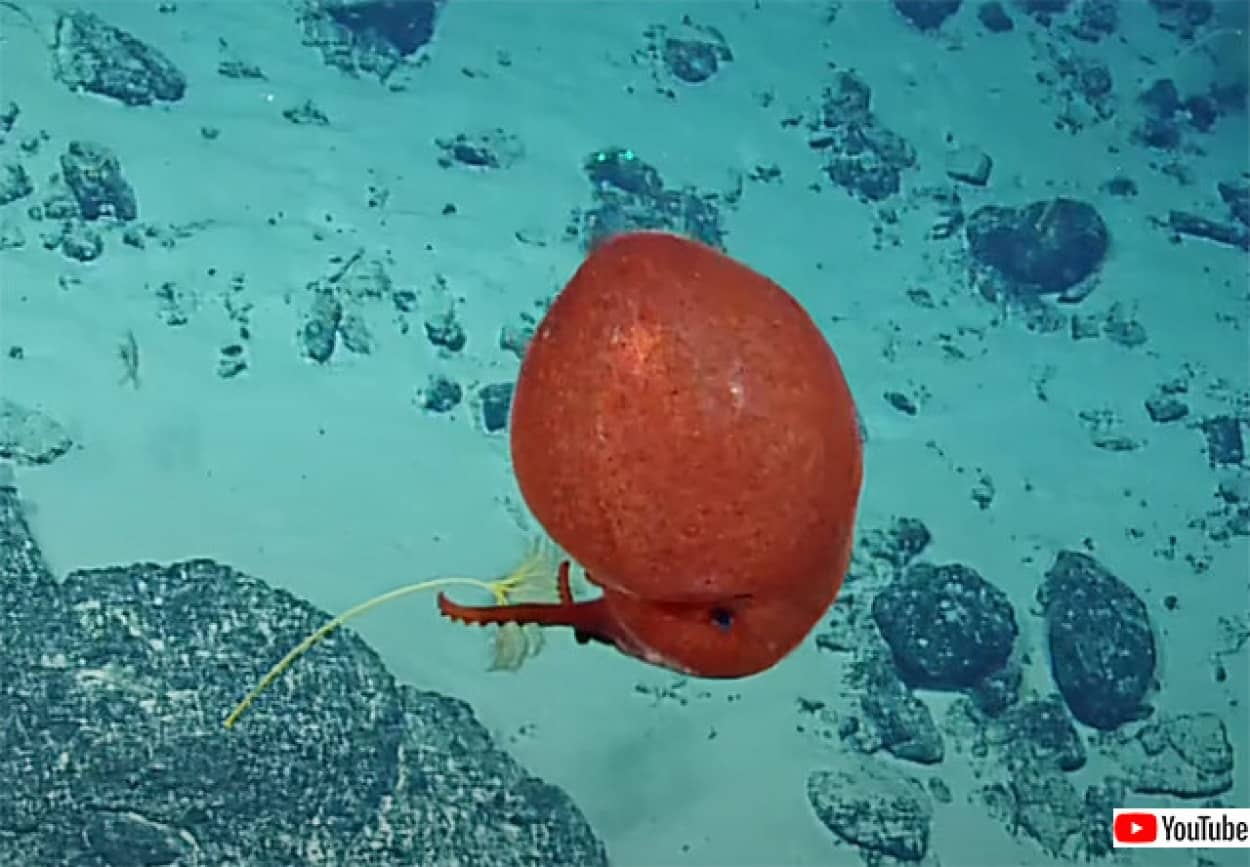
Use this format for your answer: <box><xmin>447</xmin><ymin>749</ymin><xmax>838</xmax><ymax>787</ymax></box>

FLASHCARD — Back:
<box><xmin>439</xmin><ymin>231</ymin><xmax>863</xmax><ymax>677</ymax></box>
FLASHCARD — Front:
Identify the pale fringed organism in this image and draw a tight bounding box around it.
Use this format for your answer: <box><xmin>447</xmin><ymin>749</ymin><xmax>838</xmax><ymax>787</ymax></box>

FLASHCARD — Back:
<box><xmin>222</xmin><ymin>536</ymin><xmax>574</xmax><ymax>729</ymax></box>
<box><xmin>488</xmin><ymin>538</ymin><xmax>567</xmax><ymax>671</ymax></box>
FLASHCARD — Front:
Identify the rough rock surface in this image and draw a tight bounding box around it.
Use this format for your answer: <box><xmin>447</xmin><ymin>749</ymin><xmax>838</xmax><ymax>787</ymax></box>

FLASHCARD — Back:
<box><xmin>859</xmin><ymin>655</ymin><xmax>944</xmax><ymax>764</ymax></box>
<box><xmin>60</xmin><ymin>140</ymin><xmax>138</xmax><ymax>222</ymax></box>
<box><xmin>807</xmin><ymin>753</ymin><xmax>932</xmax><ymax>862</ymax></box>
<box><xmin>892</xmin><ymin>0</ymin><xmax>962</xmax><ymax>31</ymax></box>
<box><xmin>52</xmin><ymin>10</ymin><xmax>186</xmax><ymax>105</ymax></box>
<box><xmin>966</xmin><ymin>198</ymin><xmax>1109</xmax><ymax>296</ymax></box>
<box><xmin>872</xmin><ymin>561</ymin><xmax>1018</xmax><ymax>691</ymax></box>
<box><xmin>300</xmin><ymin>0</ymin><xmax>440</xmax><ymax>81</ymax></box>
<box><xmin>808</xmin><ymin>71</ymin><xmax>918</xmax><ymax>202</ymax></box>
<box><xmin>1039</xmin><ymin>550</ymin><xmax>1156</xmax><ymax>731</ymax></box>
<box><xmin>990</xmin><ymin>694</ymin><xmax>1086</xmax><ymax>772</ymax></box>
<box><xmin>0</xmin><ymin>474</ymin><xmax>608</xmax><ymax>866</ymax></box>
<box><xmin>1006</xmin><ymin>758</ymin><xmax>1086</xmax><ymax>858</ymax></box>
<box><xmin>1113</xmin><ymin>712</ymin><xmax>1235</xmax><ymax>798</ymax></box>
<box><xmin>0</xmin><ymin>398</ymin><xmax>74</xmax><ymax>465</ymax></box>
<box><xmin>578</xmin><ymin>146</ymin><xmax>727</xmax><ymax>251</ymax></box>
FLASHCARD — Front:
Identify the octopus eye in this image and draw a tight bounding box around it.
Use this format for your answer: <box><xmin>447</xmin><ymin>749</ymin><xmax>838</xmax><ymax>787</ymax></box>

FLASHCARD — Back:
<box><xmin>709</xmin><ymin>607</ymin><xmax>734</xmax><ymax>631</ymax></box>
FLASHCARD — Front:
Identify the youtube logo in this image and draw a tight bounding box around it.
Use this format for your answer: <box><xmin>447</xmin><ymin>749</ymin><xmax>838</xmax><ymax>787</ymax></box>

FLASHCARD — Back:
<box><xmin>1113</xmin><ymin>809</ymin><xmax>1250</xmax><ymax>848</ymax></box>
<box><xmin>1115</xmin><ymin>812</ymin><xmax>1158</xmax><ymax>845</ymax></box>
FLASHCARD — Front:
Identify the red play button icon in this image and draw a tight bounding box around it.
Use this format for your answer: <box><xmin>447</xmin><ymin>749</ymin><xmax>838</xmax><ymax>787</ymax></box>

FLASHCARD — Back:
<box><xmin>1114</xmin><ymin>812</ymin><xmax>1158</xmax><ymax>844</ymax></box>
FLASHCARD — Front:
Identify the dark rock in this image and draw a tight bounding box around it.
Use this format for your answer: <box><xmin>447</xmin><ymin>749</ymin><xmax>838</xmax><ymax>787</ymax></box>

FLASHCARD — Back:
<box><xmin>1039</xmin><ymin>551</ymin><xmax>1156</xmax><ymax>730</ymax></box>
<box><xmin>52</xmin><ymin>10</ymin><xmax>186</xmax><ymax>105</ymax></box>
<box><xmin>663</xmin><ymin>37</ymin><xmax>724</xmax><ymax>84</ymax></box>
<box><xmin>1080</xmin><ymin>779</ymin><xmax>1125</xmax><ymax>858</ymax></box>
<box><xmin>421</xmin><ymin>374</ymin><xmax>462</xmax><ymax>412</ymax></box>
<box><xmin>860</xmin><ymin>516</ymin><xmax>932</xmax><ymax>571</ymax></box>
<box><xmin>499</xmin><ymin>322</ymin><xmax>535</xmax><ymax>358</ymax></box>
<box><xmin>884</xmin><ymin>391</ymin><xmax>917</xmax><ymax>415</ymax></box>
<box><xmin>578</xmin><ymin>148</ymin><xmax>728</xmax><ymax>250</ymax></box>
<box><xmin>0</xmin><ymin>101</ymin><xmax>18</xmax><ymax>136</ymax></box>
<box><xmin>860</xmin><ymin>656</ymin><xmax>944</xmax><ymax>764</ymax></box>
<box><xmin>154</xmin><ymin>280</ymin><xmax>191</xmax><ymax>326</ymax></box>
<box><xmin>436</xmin><ymin>130</ymin><xmax>524</xmax><ymax>170</ymax></box>
<box><xmin>1104</xmin><ymin>175</ymin><xmax>1137</xmax><ymax>196</ymax></box>
<box><xmin>1148</xmin><ymin>0</ymin><xmax>1215</xmax><ymax>35</ymax></box>
<box><xmin>0</xmin><ymin>475</ymin><xmax>608</xmax><ymax>866</ymax></box>
<box><xmin>643</xmin><ymin>19</ymin><xmax>732</xmax><ymax>87</ymax></box>
<box><xmin>1217</xmin><ymin>473</ymin><xmax>1250</xmax><ymax>504</ymax></box>
<box><xmin>892</xmin><ymin>0</ymin><xmax>962</xmax><ymax>30</ymax></box>
<box><xmin>923</xmin><ymin>187</ymin><xmax>966</xmax><ymax>239</ymax></box>
<box><xmin>1167</xmin><ymin>210</ymin><xmax>1250</xmax><ymax>250</ymax></box>
<box><xmin>1114</xmin><ymin>712</ymin><xmax>1234</xmax><ymax>798</ymax></box>
<box><xmin>965</xmin><ymin>198</ymin><xmax>1109</xmax><ymax>295</ymax></box>
<box><xmin>218</xmin><ymin>59</ymin><xmax>266</xmax><ymax>80</ymax></box>
<box><xmin>425</xmin><ymin>309</ymin><xmax>466</xmax><ymax>352</ymax></box>
<box><xmin>282</xmin><ymin>100</ymin><xmax>330</xmax><ymax>126</ymax></box>
<box><xmin>0</xmin><ymin>162</ymin><xmax>32</xmax><ymax>205</ymax></box>
<box><xmin>1071</xmin><ymin>0</ymin><xmax>1119</xmax><ymax>41</ymax></box>
<box><xmin>338</xmin><ymin>310</ymin><xmax>373</xmax><ymax>354</ymax></box>
<box><xmin>450</xmin><ymin>140</ymin><xmax>495</xmax><ymax>167</ymax></box>
<box><xmin>996</xmin><ymin>695</ymin><xmax>1085</xmax><ymax>771</ymax></box>
<box><xmin>1070</xmin><ymin>314</ymin><xmax>1100</xmax><ymax>339</ymax></box>
<box><xmin>301</xmin><ymin>0</ymin><xmax>439</xmax><ymax>81</ymax></box>
<box><xmin>810</xmin><ymin>71</ymin><xmax>916</xmax><ymax>202</ymax></box>
<box><xmin>480</xmin><ymin>383</ymin><xmax>513</xmax><ymax>433</ymax></box>
<box><xmin>60</xmin><ymin>141</ymin><xmax>137</xmax><ymax>221</ymax></box>
<box><xmin>217</xmin><ymin>344</ymin><xmax>248</xmax><ymax>379</ymax></box>
<box><xmin>872</xmin><ymin>562</ymin><xmax>1018</xmax><ymax>691</ymax></box>
<box><xmin>585</xmin><ymin>148</ymin><xmax>664</xmax><ymax>198</ymax></box>
<box><xmin>1200</xmin><ymin>415</ymin><xmax>1245</xmax><ymax>465</ymax></box>
<box><xmin>1102</xmin><ymin>306</ymin><xmax>1148</xmax><ymax>346</ymax></box>
<box><xmin>1218</xmin><ymin>180</ymin><xmax>1250</xmax><ymax>227</ymax></box>
<box><xmin>38</xmin><ymin>188</ymin><xmax>81</xmax><ymax>221</ymax></box>
<box><xmin>392</xmin><ymin>288</ymin><xmax>418</xmax><ymax>312</ymax></box>
<box><xmin>1139</xmin><ymin>76</ymin><xmax>1181</xmax><ymax>113</ymax></box>
<box><xmin>1022</xmin><ymin>0</ymin><xmax>1074</xmax><ymax>19</ymax></box>
<box><xmin>301</xmin><ymin>286</ymin><xmax>343</xmax><ymax>363</ymax></box>
<box><xmin>970</xmin><ymin>474</ymin><xmax>995</xmax><ymax>510</ymax></box>
<box><xmin>1134</xmin><ymin>114</ymin><xmax>1182</xmax><ymax>149</ymax></box>
<box><xmin>59</xmin><ymin>221</ymin><xmax>104</xmax><ymax>261</ymax></box>
<box><xmin>0</xmin><ymin>398</ymin><xmax>74</xmax><ymax>465</ymax></box>
<box><xmin>825</xmin><ymin>126</ymin><xmax>916</xmax><ymax>201</ymax></box>
<box><xmin>327</xmin><ymin>0</ymin><xmax>437</xmax><ymax>55</ymax></box>
<box><xmin>977</xmin><ymin>1</ymin><xmax>1015</xmax><ymax>31</ymax></box>
<box><xmin>807</xmin><ymin>755</ymin><xmax>932</xmax><ymax>861</ymax></box>
<box><xmin>1134</xmin><ymin>78</ymin><xmax>1186</xmax><ymax>148</ymax></box>
<box><xmin>818</xmin><ymin>71</ymin><xmax>872</xmax><ymax>126</ymax></box>
<box><xmin>1076</xmin><ymin>60</ymin><xmax>1114</xmax><ymax>103</ymax></box>
<box><xmin>945</xmin><ymin>145</ymin><xmax>992</xmax><ymax>186</ymax></box>
<box><xmin>1184</xmin><ymin>93</ymin><xmax>1218</xmax><ymax>130</ymax></box>
<box><xmin>579</xmin><ymin>186</ymin><xmax>725</xmax><ymax>252</ymax></box>
<box><xmin>968</xmin><ymin>662</ymin><xmax>1021</xmax><ymax>715</ymax></box>
<box><xmin>1005</xmin><ymin>758</ymin><xmax>1085</xmax><ymax>857</ymax></box>
<box><xmin>1224</xmin><ymin>505</ymin><xmax>1250</xmax><ymax>537</ymax></box>
<box><xmin>1144</xmin><ymin>393</ymin><xmax>1188</xmax><ymax>422</ymax></box>
<box><xmin>1091</xmin><ymin>432</ymin><xmax>1140</xmax><ymax>452</ymax></box>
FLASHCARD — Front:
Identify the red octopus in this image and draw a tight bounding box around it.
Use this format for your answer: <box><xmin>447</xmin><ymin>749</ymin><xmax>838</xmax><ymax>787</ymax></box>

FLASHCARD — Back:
<box><xmin>440</xmin><ymin>231</ymin><xmax>863</xmax><ymax>678</ymax></box>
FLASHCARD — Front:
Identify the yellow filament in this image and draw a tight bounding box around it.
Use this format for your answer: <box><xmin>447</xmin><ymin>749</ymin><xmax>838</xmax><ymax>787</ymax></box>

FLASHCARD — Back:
<box><xmin>224</xmin><ymin>574</ymin><xmax>519</xmax><ymax>730</ymax></box>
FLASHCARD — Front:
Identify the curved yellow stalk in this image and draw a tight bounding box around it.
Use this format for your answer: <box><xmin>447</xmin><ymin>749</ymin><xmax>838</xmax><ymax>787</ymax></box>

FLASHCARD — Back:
<box><xmin>223</xmin><ymin>540</ymin><xmax>562</xmax><ymax>729</ymax></box>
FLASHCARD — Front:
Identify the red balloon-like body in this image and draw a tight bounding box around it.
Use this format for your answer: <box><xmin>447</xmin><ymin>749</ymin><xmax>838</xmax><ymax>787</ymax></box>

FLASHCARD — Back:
<box><xmin>441</xmin><ymin>232</ymin><xmax>863</xmax><ymax>677</ymax></box>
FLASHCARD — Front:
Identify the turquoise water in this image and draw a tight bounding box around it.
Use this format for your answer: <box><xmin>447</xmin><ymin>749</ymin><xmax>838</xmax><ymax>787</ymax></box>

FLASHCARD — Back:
<box><xmin>1</xmin><ymin>1</ymin><xmax>1247</xmax><ymax>865</ymax></box>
